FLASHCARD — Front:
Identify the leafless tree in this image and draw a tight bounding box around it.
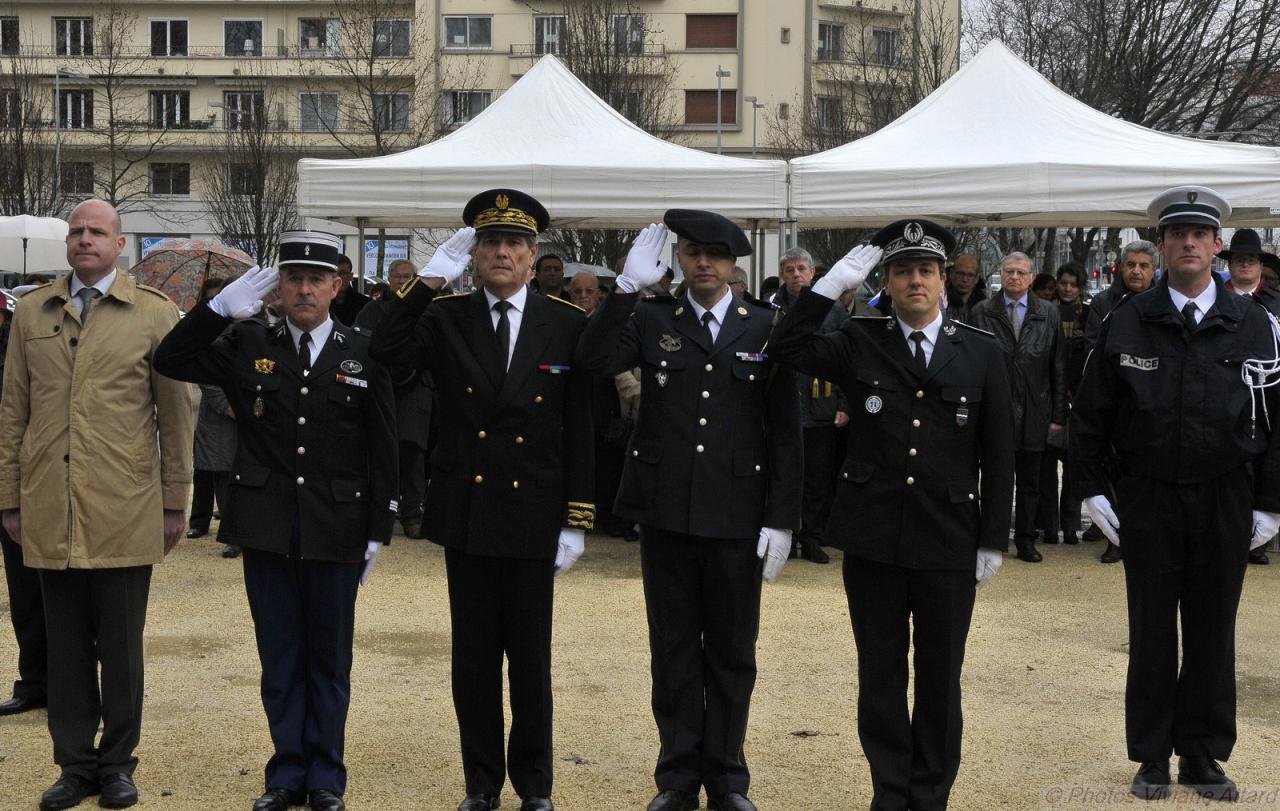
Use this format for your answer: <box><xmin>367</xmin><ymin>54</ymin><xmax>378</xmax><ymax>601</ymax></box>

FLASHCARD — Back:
<box><xmin>0</xmin><ymin>47</ymin><xmax>65</xmax><ymax>217</ymax></box>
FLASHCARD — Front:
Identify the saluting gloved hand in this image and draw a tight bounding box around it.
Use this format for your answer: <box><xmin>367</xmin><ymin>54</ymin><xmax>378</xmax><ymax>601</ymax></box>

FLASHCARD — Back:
<box><xmin>360</xmin><ymin>541</ymin><xmax>382</xmax><ymax>586</ymax></box>
<box><xmin>757</xmin><ymin>528</ymin><xmax>792</xmax><ymax>583</ymax></box>
<box><xmin>554</xmin><ymin>528</ymin><xmax>585</xmax><ymax>576</ymax></box>
<box><xmin>208</xmin><ymin>264</ymin><xmax>278</xmax><ymax>320</ymax></box>
<box><xmin>1250</xmin><ymin>511</ymin><xmax>1280</xmax><ymax>550</ymax></box>
<box><xmin>419</xmin><ymin>227</ymin><xmax>476</xmax><ymax>286</ymax></box>
<box><xmin>813</xmin><ymin>244</ymin><xmax>883</xmax><ymax>300</ymax></box>
<box><xmin>1085</xmin><ymin>495</ymin><xmax>1121</xmax><ymax>547</ymax></box>
<box><xmin>976</xmin><ymin>549</ymin><xmax>1003</xmax><ymax>588</ymax></box>
<box><xmin>614</xmin><ymin>223</ymin><xmax>670</xmax><ymax>294</ymax></box>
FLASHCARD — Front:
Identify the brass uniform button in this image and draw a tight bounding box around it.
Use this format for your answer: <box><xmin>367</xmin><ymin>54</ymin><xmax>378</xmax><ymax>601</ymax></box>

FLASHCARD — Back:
<box><xmin>478</xmin><ymin>430</ymin><xmax>487</xmax><ymax>439</ymax></box>
<box><xmin>474</xmin><ymin>475</ymin><xmax>483</xmax><ymax>484</ymax></box>
<box><xmin>906</xmin><ymin>476</ymin><xmax>915</xmax><ymax>485</ymax></box>
<box><xmin>515</xmin><ymin>436</ymin><xmax>524</xmax><ymax>444</ymax></box>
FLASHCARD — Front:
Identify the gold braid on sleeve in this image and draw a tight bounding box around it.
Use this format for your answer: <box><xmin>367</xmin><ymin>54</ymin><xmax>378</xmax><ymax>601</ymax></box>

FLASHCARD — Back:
<box><xmin>565</xmin><ymin>501</ymin><xmax>596</xmax><ymax>531</ymax></box>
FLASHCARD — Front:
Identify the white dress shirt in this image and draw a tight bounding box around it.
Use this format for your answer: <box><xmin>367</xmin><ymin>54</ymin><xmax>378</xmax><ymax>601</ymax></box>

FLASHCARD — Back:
<box><xmin>1168</xmin><ymin>282</ymin><xmax>1217</xmax><ymax>325</ymax></box>
<box><xmin>286</xmin><ymin>316</ymin><xmax>335</xmax><ymax>369</ymax></box>
<box><xmin>898</xmin><ymin>311</ymin><xmax>943</xmax><ymax>366</ymax></box>
<box><xmin>69</xmin><ymin>269</ymin><xmax>117</xmax><ymax>316</ymax></box>
<box><xmin>688</xmin><ymin>288</ymin><xmax>734</xmax><ymax>343</ymax></box>
<box><xmin>484</xmin><ymin>285</ymin><xmax>528</xmax><ymax>369</ymax></box>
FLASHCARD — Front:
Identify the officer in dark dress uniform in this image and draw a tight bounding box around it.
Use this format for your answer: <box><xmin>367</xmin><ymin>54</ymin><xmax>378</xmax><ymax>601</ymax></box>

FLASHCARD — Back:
<box><xmin>155</xmin><ymin>231</ymin><xmax>398</xmax><ymax>811</ymax></box>
<box><xmin>1071</xmin><ymin>187</ymin><xmax>1280</xmax><ymax>802</ymax></box>
<box><xmin>369</xmin><ymin>190</ymin><xmax>594</xmax><ymax>811</ymax></box>
<box><xmin>771</xmin><ymin>220</ymin><xmax>1016</xmax><ymax>811</ymax></box>
<box><xmin>578</xmin><ymin>211</ymin><xmax>802</xmax><ymax>811</ymax></box>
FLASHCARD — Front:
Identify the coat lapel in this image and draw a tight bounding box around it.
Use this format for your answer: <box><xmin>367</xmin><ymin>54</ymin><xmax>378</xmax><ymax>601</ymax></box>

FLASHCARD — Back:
<box><xmin>709</xmin><ymin>295</ymin><xmax>753</xmax><ymax>357</ymax></box>
<box><xmin>270</xmin><ymin>323</ymin><xmax>305</xmax><ymax>379</ymax></box>
<box><xmin>672</xmin><ymin>296</ymin><xmax>713</xmax><ymax>354</ymax></box>
<box><xmin>465</xmin><ymin>290</ymin><xmax>506</xmax><ymax>392</ymax></box>
<box><xmin>923</xmin><ymin>323</ymin><xmax>961</xmax><ymax>383</ymax></box>
<box><xmin>309</xmin><ymin>322</ymin><xmax>353</xmax><ymax>378</ymax></box>
<box><xmin>497</xmin><ymin>293</ymin><xmax>552</xmax><ymax>404</ymax></box>
<box><xmin>879</xmin><ymin>321</ymin><xmax>924</xmax><ymax>382</ymax></box>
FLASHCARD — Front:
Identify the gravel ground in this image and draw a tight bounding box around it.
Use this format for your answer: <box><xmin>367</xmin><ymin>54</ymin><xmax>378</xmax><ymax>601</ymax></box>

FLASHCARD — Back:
<box><xmin>1</xmin><ymin>530</ymin><xmax>1278</xmax><ymax>810</ymax></box>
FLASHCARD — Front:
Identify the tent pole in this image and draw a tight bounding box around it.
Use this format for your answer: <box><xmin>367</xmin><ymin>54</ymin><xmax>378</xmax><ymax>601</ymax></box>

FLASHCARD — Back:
<box><xmin>356</xmin><ymin>217</ymin><xmax>368</xmax><ymax>293</ymax></box>
<box><xmin>749</xmin><ymin>219</ymin><xmax>760</xmax><ymax>292</ymax></box>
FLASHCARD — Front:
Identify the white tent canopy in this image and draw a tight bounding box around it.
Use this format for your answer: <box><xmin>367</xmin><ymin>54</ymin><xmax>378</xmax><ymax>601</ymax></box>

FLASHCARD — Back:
<box><xmin>790</xmin><ymin>41</ymin><xmax>1280</xmax><ymax>227</ymax></box>
<box><xmin>296</xmin><ymin>55</ymin><xmax>788</xmax><ymax>229</ymax></box>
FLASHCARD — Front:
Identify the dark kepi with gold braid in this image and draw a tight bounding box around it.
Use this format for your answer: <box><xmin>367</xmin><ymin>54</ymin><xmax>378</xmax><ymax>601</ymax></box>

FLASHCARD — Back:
<box><xmin>463</xmin><ymin>188</ymin><xmax>550</xmax><ymax>236</ymax></box>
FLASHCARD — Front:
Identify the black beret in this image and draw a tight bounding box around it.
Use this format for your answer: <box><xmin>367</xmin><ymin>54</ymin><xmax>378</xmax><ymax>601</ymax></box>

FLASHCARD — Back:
<box><xmin>664</xmin><ymin>209</ymin><xmax>752</xmax><ymax>257</ymax></box>
<box><xmin>870</xmin><ymin>219</ymin><xmax>957</xmax><ymax>264</ymax></box>
<box><xmin>463</xmin><ymin>188</ymin><xmax>550</xmax><ymax>236</ymax></box>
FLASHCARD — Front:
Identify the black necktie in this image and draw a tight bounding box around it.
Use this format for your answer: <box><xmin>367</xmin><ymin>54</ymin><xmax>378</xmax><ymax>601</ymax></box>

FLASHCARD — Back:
<box><xmin>298</xmin><ymin>332</ymin><xmax>311</xmax><ymax>372</ymax></box>
<box><xmin>910</xmin><ymin>331</ymin><xmax>927</xmax><ymax>375</ymax></box>
<box><xmin>1182</xmin><ymin>300</ymin><xmax>1198</xmax><ymax>333</ymax></box>
<box><xmin>494</xmin><ymin>300</ymin><xmax>511</xmax><ymax>370</ymax></box>
<box><xmin>701</xmin><ymin>310</ymin><xmax>715</xmax><ymax>346</ymax></box>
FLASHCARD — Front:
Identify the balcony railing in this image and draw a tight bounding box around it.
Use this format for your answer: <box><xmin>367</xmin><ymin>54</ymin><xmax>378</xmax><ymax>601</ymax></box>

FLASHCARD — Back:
<box><xmin>30</xmin><ymin>116</ymin><xmax>412</xmax><ymax>135</ymax></box>
<box><xmin>507</xmin><ymin>43</ymin><xmax>666</xmax><ymax>58</ymax></box>
<box><xmin>14</xmin><ymin>44</ymin><xmax>414</xmax><ymax>60</ymax></box>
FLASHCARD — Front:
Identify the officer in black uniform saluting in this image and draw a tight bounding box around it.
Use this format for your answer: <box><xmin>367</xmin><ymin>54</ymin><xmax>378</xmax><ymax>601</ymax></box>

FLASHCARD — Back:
<box><xmin>1071</xmin><ymin>186</ymin><xmax>1280</xmax><ymax>802</ymax></box>
<box><xmin>155</xmin><ymin>231</ymin><xmax>398</xmax><ymax>811</ymax></box>
<box><xmin>578</xmin><ymin>210</ymin><xmax>802</xmax><ymax>811</ymax></box>
<box><xmin>770</xmin><ymin>219</ymin><xmax>1015</xmax><ymax>811</ymax></box>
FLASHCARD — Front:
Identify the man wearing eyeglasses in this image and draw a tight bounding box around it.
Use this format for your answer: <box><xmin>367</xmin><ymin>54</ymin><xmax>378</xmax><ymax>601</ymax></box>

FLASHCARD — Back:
<box><xmin>972</xmin><ymin>253</ymin><xmax>1066</xmax><ymax>563</ymax></box>
<box><xmin>944</xmin><ymin>254</ymin><xmax>986</xmax><ymax>324</ymax></box>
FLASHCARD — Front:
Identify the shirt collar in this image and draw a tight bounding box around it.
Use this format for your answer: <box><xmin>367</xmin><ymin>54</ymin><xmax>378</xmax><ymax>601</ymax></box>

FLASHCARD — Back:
<box><xmin>286</xmin><ymin>315</ymin><xmax>334</xmax><ymax>350</ymax></box>
<box><xmin>484</xmin><ymin>284</ymin><xmax>528</xmax><ymax>313</ymax></box>
<box><xmin>1003</xmin><ymin>292</ymin><xmax>1028</xmax><ymax>309</ymax></box>
<box><xmin>69</xmin><ymin>269</ymin><xmax>117</xmax><ymax>299</ymax></box>
<box><xmin>688</xmin><ymin>287</ymin><xmax>733</xmax><ymax>326</ymax></box>
<box><xmin>1167</xmin><ymin>281</ymin><xmax>1217</xmax><ymax>319</ymax></box>
<box><xmin>898</xmin><ymin>310</ymin><xmax>943</xmax><ymax>344</ymax></box>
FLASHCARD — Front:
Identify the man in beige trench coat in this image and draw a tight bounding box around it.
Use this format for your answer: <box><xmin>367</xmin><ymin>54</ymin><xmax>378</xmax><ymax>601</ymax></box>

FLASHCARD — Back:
<box><xmin>0</xmin><ymin>199</ymin><xmax>194</xmax><ymax>810</ymax></box>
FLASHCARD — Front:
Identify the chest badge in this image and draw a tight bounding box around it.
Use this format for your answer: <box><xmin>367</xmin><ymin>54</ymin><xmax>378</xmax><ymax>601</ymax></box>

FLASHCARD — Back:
<box><xmin>659</xmin><ymin>334</ymin><xmax>682</xmax><ymax>352</ymax></box>
<box><xmin>956</xmin><ymin>406</ymin><xmax>970</xmax><ymax>427</ymax></box>
<box><xmin>252</xmin><ymin>396</ymin><xmax>265</xmax><ymax>419</ymax></box>
<box><xmin>865</xmin><ymin>395</ymin><xmax>883</xmax><ymax>414</ymax></box>
<box><xmin>253</xmin><ymin>358</ymin><xmax>276</xmax><ymax>374</ymax></box>
<box><xmin>943</xmin><ymin>324</ymin><xmax>957</xmax><ymax>336</ymax></box>
<box><xmin>340</xmin><ymin>359</ymin><xmax>364</xmax><ymax>374</ymax></box>
<box><xmin>655</xmin><ymin>371</ymin><xmax>669</xmax><ymax>388</ymax></box>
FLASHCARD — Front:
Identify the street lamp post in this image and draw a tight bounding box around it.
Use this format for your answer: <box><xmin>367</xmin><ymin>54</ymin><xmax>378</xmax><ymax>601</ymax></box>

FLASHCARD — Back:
<box><xmin>743</xmin><ymin>95</ymin><xmax>764</xmax><ymax>159</ymax></box>
<box><xmin>715</xmin><ymin>65</ymin><xmax>731</xmax><ymax>155</ymax></box>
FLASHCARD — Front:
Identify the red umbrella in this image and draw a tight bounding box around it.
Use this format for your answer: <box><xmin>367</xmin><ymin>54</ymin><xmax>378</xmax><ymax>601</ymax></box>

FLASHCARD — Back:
<box><xmin>129</xmin><ymin>239</ymin><xmax>256</xmax><ymax>312</ymax></box>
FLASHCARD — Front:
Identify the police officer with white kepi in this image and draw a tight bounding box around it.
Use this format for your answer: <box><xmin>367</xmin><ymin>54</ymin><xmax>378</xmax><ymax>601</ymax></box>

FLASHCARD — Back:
<box><xmin>1071</xmin><ymin>186</ymin><xmax>1280</xmax><ymax>802</ymax></box>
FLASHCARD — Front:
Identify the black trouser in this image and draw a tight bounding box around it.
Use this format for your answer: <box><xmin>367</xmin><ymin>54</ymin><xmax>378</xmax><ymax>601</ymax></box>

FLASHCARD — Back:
<box><xmin>397</xmin><ymin>441</ymin><xmax>426</xmax><ymax>524</ymax></box>
<box><xmin>594</xmin><ymin>434</ymin><xmax>628</xmax><ymax>534</ymax></box>
<box><xmin>445</xmin><ymin>549</ymin><xmax>555</xmax><ymax>799</ymax></box>
<box><xmin>1115</xmin><ymin>470</ymin><xmax>1251</xmax><ymax>763</ymax></box>
<box><xmin>799</xmin><ymin>425</ymin><xmax>840</xmax><ymax>546</ymax></box>
<box><xmin>1013</xmin><ymin>449</ymin><xmax>1042</xmax><ymax>546</ymax></box>
<box><xmin>1</xmin><ymin>527</ymin><xmax>46</xmax><ymax>700</ymax></box>
<box><xmin>1035</xmin><ymin>447</ymin><xmax>1081</xmax><ymax>534</ymax></box>
<box><xmin>843</xmin><ymin>556</ymin><xmax>975</xmax><ymax>811</ymax></box>
<box><xmin>242</xmin><ymin>549</ymin><xmax>361</xmax><ymax>795</ymax></box>
<box><xmin>640</xmin><ymin>526</ymin><xmax>762</xmax><ymax>798</ymax></box>
<box><xmin>38</xmin><ymin>565</ymin><xmax>151</xmax><ymax>780</ymax></box>
<box><xmin>190</xmin><ymin>469</ymin><xmax>230</xmax><ymax>533</ymax></box>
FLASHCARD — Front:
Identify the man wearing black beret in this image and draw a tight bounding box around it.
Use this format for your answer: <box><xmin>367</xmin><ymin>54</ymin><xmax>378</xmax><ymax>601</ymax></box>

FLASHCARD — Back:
<box><xmin>578</xmin><ymin>209</ymin><xmax>801</xmax><ymax>811</ymax></box>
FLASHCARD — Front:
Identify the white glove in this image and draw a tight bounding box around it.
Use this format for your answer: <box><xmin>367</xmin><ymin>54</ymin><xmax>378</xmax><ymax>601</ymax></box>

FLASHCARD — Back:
<box><xmin>1250</xmin><ymin>511</ymin><xmax>1280</xmax><ymax>550</ymax></box>
<box><xmin>756</xmin><ymin>527</ymin><xmax>792</xmax><ymax>583</ymax></box>
<box><xmin>614</xmin><ymin>223</ymin><xmax>670</xmax><ymax>294</ymax></box>
<box><xmin>976</xmin><ymin>549</ymin><xmax>1003</xmax><ymax>588</ymax></box>
<box><xmin>812</xmin><ymin>244</ymin><xmax>883</xmax><ymax>300</ymax></box>
<box><xmin>554</xmin><ymin>528</ymin><xmax>585</xmax><ymax>576</ymax></box>
<box><xmin>1085</xmin><ymin>495</ymin><xmax>1121</xmax><ymax>547</ymax></box>
<box><xmin>419</xmin><ymin>227</ymin><xmax>476</xmax><ymax>284</ymax></box>
<box><xmin>360</xmin><ymin>541</ymin><xmax>381</xmax><ymax>585</ymax></box>
<box><xmin>209</xmin><ymin>265</ymin><xmax>277</xmax><ymax>319</ymax></box>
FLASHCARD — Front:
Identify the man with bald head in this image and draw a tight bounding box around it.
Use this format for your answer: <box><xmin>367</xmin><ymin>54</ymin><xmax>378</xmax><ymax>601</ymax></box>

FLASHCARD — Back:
<box><xmin>0</xmin><ymin>198</ymin><xmax>194</xmax><ymax>810</ymax></box>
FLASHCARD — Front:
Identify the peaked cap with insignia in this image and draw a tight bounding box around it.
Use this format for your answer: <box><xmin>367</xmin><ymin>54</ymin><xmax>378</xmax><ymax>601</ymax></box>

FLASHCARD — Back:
<box><xmin>463</xmin><ymin>188</ymin><xmax>550</xmax><ymax>236</ymax></box>
<box><xmin>1147</xmin><ymin>185</ymin><xmax>1231</xmax><ymax>228</ymax></box>
<box><xmin>278</xmin><ymin>230</ymin><xmax>343</xmax><ymax>272</ymax></box>
<box><xmin>869</xmin><ymin>219</ymin><xmax>956</xmax><ymax>264</ymax></box>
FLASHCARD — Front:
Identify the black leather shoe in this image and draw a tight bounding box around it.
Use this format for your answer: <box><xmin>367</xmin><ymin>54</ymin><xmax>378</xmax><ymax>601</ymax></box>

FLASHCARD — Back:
<box><xmin>457</xmin><ymin>795</ymin><xmax>500</xmax><ymax>811</ymax></box>
<box><xmin>186</xmin><ymin>528</ymin><xmax>208</xmax><ymax>539</ymax></box>
<box><xmin>40</xmin><ymin>774</ymin><xmax>99</xmax><ymax>810</ymax></box>
<box><xmin>1042</xmin><ymin>531</ymin><xmax>1061</xmax><ymax>544</ymax></box>
<box><xmin>1064</xmin><ymin>530</ymin><xmax>1080</xmax><ymax>545</ymax></box>
<box><xmin>1015</xmin><ymin>545</ymin><xmax>1043</xmax><ymax>563</ymax></box>
<box><xmin>1177</xmin><ymin>756</ymin><xmax>1238</xmax><ymax>801</ymax></box>
<box><xmin>1248</xmin><ymin>549</ymin><xmax>1269</xmax><ymax>565</ymax></box>
<box><xmin>98</xmin><ymin>773</ymin><xmax>138</xmax><ymax>809</ymax></box>
<box><xmin>519</xmin><ymin>799</ymin><xmax>552</xmax><ymax>811</ymax></box>
<box><xmin>253</xmin><ymin>788</ymin><xmax>305</xmax><ymax>811</ymax></box>
<box><xmin>647</xmin><ymin>790</ymin><xmax>699</xmax><ymax>811</ymax></box>
<box><xmin>222</xmin><ymin>544</ymin><xmax>241</xmax><ymax>559</ymax></box>
<box><xmin>0</xmin><ymin>692</ymin><xmax>47</xmax><ymax>715</ymax></box>
<box><xmin>308</xmin><ymin>789</ymin><xmax>344</xmax><ymax>811</ymax></box>
<box><xmin>623</xmin><ymin>527</ymin><xmax>640</xmax><ymax>542</ymax></box>
<box><xmin>1130</xmin><ymin>761</ymin><xmax>1170</xmax><ymax>800</ymax></box>
<box><xmin>1101</xmin><ymin>542</ymin><xmax>1123</xmax><ymax>564</ymax></box>
<box><xmin>402</xmin><ymin>520</ymin><xmax>426</xmax><ymax>539</ymax></box>
<box><xmin>1081</xmin><ymin>524</ymin><xmax>1104</xmax><ymax>542</ymax></box>
<box><xmin>800</xmin><ymin>540</ymin><xmax>830</xmax><ymax>564</ymax></box>
<box><xmin>708</xmin><ymin>794</ymin><xmax>755</xmax><ymax>811</ymax></box>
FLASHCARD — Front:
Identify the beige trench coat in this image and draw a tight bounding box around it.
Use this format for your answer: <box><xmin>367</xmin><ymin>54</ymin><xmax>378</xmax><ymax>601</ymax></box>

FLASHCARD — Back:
<box><xmin>0</xmin><ymin>272</ymin><xmax>194</xmax><ymax>569</ymax></box>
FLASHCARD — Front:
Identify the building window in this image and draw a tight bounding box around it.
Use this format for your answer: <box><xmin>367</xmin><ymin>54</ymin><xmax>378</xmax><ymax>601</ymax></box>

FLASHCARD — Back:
<box><xmin>1</xmin><ymin>17</ymin><xmax>18</xmax><ymax>56</ymax></box>
<box><xmin>150</xmin><ymin>20</ymin><xmax>187</xmax><ymax>56</ymax></box>
<box><xmin>55</xmin><ymin>89</ymin><xmax>93</xmax><ymax>129</ymax></box>
<box><xmin>611</xmin><ymin>15</ymin><xmax>644</xmax><ymax>55</ymax></box>
<box><xmin>871</xmin><ymin>98</ymin><xmax>896</xmax><ymax>128</ymax></box>
<box><xmin>373</xmin><ymin>93</ymin><xmax>410</xmax><ymax>131</ymax></box>
<box><xmin>224</xmin><ymin>91</ymin><xmax>264</xmax><ymax>130</ymax></box>
<box><xmin>55</xmin><ymin>18</ymin><xmax>93</xmax><ymax>57</ymax></box>
<box><xmin>300</xmin><ymin>18</ymin><xmax>340</xmax><ymax>56</ymax></box>
<box><xmin>224</xmin><ymin>20</ymin><xmax>263</xmax><ymax>57</ymax></box>
<box><xmin>300</xmin><ymin>92</ymin><xmax>339</xmax><ymax>132</ymax></box>
<box><xmin>817</xmin><ymin>22</ymin><xmax>844</xmax><ymax>61</ymax></box>
<box><xmin>228</xmin><ymin>164</ymin><xmax>255</xmax><ymax>196</ymax></box>
<box><xmin>150</xmin><ymin>90</ymin><xmax>190</xmax><ymax>128</ymax></box>
<box><xmin>151</xmin><ymin>163</ymin><xmax>190</xmax><ymax>196</ymax></box>
<box><xmin>686</xmin><ymin>15</ymin><xmax>736</xmax><ymax>49</ymax></box>
<box><xmin>373</xmin><ymin>19</ymin><xmax>410</xmax><ymax>57</ymax></box>
<box><xmin>872</xmin><ymin>28</ymin><xmax>899</xmax><ymax>66</ymax></box>
<box><xmin>441</xmin><ymin>90</ymin><xmax>490</xmax><ymax>127</ymax></box>
<box><xmin>607</xmin><ymin>90</ymin><xmax>644</xmax><ymax>123</ymax></box>
<box><xmin>61</xmin><ymin>161</ymin><xmax>94</xmax><ymax>195</ymax></box>
<box><xmin>815</xmin><ymin>95</ymin><xmax>842</xmax><ymax>131</ymax></box>
<box><xmin>535</xmin><ymin>15</ymin><xmax>565</xmax><ymax>55</ymax></box>
<box><xmin>684</xmin><ymin>90</ymin><xmax>737</xmax><ymax>125</ymax></box>
<box><xmin>444</xmin><ymin>16</ymin><xmax>491</xmax><ymax>49</ymax></box>
<box><xmin>0</xmin><ymin>89</ymin><xmax>18</xmax><ymax>127</ymax></box>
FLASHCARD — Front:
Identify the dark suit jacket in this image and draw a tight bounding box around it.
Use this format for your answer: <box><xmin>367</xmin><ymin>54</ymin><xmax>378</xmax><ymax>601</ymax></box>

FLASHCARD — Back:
<box><xmin>771</xmin><ymin>289</ymin><xmax>1016</xmax><ymax>570</ymax></box>
<box><xmin>369</xmin><ymin>280</ymin><xmax>594</xmax><ymax>560</ymax></box>
<box><xmin>355</xmin><ymin>298</ymin><xmax>435</xmax><ymax>449</ymax></box>
<box><xmin>330</xmin><ymin>287</ymin><xmax>371</xmax><ymax>327</ymax></box>
<box><xmin>577</xmin><ymin>290</ymin><xmax>802</xmax><ymax>539</ymax></box>
<box><xmin>155</xmin><ymin>305</ymin><xmax>398</xmax><ymax>559</ymax></box>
